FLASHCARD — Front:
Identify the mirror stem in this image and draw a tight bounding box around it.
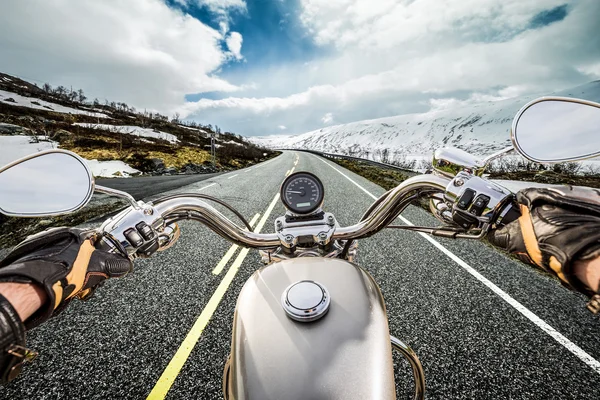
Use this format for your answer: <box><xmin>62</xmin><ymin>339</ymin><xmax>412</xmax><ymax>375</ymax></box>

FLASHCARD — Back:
<box><xmin>95</xmin><ymin>185</ymin><xmax>140</xmax><ymax>209</ymax></box>
<box><xmin>481</xmin><ymin>146</ymin><xmax>514</xmax><ymax>166</ymax></box>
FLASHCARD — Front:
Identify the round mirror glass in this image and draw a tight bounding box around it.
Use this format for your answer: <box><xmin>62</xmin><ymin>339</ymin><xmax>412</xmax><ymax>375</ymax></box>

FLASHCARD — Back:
<box><xmin>512</xmin><ymin>98</ymin><xmax>600</xmax><ymax>163</ymax></box>
<box><xmin>0</xmin><ymin>151</ymin><xmax>94</xmax><ymax>217</ymax></box>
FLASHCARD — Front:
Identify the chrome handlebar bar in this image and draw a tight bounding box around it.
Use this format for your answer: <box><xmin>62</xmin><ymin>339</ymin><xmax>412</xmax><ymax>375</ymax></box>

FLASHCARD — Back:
<box><xmin>99</xmin><ymin>171</ymin><xmax>514</xmax><ymax>260</ymax></box>
<box><xmin>333</xmin><ymin>174</ymin><xmax>450</xmax><ymax>240</ymax></box>
<box><xmin>152</xmin><ymin>197</ymin><xmax>280</xmax><ymax>249</ymax></box>
<box><xmin>141</xmin><ymin>174</ymin><xmax>452</xmax><ymax>251</ymax></box>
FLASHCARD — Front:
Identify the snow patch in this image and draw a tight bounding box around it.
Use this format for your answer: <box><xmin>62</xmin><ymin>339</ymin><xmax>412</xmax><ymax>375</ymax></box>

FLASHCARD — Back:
<box><xmin>73</xmin><ymin>123</ymin><xmax>179</xmax><ymax>144</ymax></box>
<box><xmin>0</xmin><ymin>135</ymin><xmax>139</xmax><ymax>178</ymax></box>
<box><xmin>0</xmin><ymin>136</ymin><xmax>56</xmax><ymax>166</ymax></box>
<box><xmin>178</xmin><ymin>125</ymin><xmax>207</xmax><ymax>133</ymax></box>
<box><xmin>0</xmin><ymin>90</ymin><xmax>111</xmax><ymax>118</ymax></box>
<box><xmin>222</xmin><ymin>140</ymin><xmax>243</xmax><ymax>146</ymax></box>
<box><xmin>86</xmin><ymin>160</ymin><xmax>140</xmax><ymax>178</ymax></box>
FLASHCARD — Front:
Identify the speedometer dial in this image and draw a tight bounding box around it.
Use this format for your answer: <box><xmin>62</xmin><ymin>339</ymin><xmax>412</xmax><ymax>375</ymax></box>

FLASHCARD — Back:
<box><xmin>280</xmin><ymin>172</ymin><xmax>324</xmax><ymax>215</ymax></box>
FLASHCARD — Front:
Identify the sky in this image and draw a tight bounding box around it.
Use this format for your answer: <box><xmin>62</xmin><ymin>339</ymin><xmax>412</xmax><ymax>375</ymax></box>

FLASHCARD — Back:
<box><xmin>0</xmin><ymin>0</ymin><xmax>598</xmax><ymax>136</ymax></box>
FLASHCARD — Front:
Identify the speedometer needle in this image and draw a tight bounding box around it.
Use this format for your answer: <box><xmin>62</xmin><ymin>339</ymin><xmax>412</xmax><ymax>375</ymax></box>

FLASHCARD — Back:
<box><xmin>286</xmin><ymin>190</ymin><xmax>303</xmax><ymax>194</ymax></box>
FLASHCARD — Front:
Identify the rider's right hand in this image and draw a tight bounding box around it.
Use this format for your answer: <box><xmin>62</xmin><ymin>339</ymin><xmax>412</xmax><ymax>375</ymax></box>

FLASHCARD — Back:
<box><xmin>488</xmin><ymin>186</ymin><xmax>600</xmax><ymax>311</ymax></box>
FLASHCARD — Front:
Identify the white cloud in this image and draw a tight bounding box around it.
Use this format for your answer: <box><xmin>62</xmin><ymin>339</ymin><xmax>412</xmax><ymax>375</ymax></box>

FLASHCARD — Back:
<box><xmin>181</xmin><ymin>0</ymin><xmax>600</xmax><ymax>136</ymax></box>
<box><xmin>0</xmin><ymin>0</ymin><xmax>243</xmax><ymax>112</ymax></box>
<box><xmin>193</xmin><ymin>0</ymin><xmax>247</xmax><ymax>33</ymax></box>
<box><xmin>197</xmin><ymin>0</ymin><xmax>247</xmax><ymax>13</ymax></box>
<box><xmin>1</xmin><ymin>0</ymin><xmax>597</xmax><ymax>138</ymax></box>
<box><xmin>577</xmin><ymin>63</ymin><xmax>600</xmax><ymax>79</ymax></box>
<box><xmin>226</xmin><ymin>32</ymin><xmax>244</xmax><ymax>60</ymax></box>
<box><xmin>278</xmin><ymin>125</ymin><xmax>287</xmax><ymax>130</ymax></box>
<box><xmin>321</xmin><ymin>113</ymin><xmax>333</xmax><ymax>124</ymax></box>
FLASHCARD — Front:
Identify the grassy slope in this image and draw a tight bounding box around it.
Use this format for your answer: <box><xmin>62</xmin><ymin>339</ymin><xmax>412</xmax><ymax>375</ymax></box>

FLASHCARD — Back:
<box><xmin>0</xmin><ymin>73</ymin><xmax>279</xmax><ymax>248</ymax></box>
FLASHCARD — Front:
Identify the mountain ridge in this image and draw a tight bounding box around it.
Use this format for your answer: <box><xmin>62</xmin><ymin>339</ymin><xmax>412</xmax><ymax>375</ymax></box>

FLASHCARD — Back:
<box><xmin>251</xmin><ymin>81</ymin><xmax>600</xmax><ymax>167</ymax></box>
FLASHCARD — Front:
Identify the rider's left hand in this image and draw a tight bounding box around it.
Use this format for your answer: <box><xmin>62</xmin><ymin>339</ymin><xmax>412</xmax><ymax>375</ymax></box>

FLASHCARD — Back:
<box><xmin>0</xmin><ymin>227</ymin><xmax>132</xmax><ymax>329</ymax></box>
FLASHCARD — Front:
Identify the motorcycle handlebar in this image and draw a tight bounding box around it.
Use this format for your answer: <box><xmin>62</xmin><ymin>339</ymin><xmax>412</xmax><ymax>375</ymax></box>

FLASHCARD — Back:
<box><xmin>152</xmin><ymin>197</ymin><xmax>280</xmax><ymax>249</ymax></box>
<box><xmin>150</xmin><ymin>174</ymin><xmax>451</xmax><ymax>250</ymax></box>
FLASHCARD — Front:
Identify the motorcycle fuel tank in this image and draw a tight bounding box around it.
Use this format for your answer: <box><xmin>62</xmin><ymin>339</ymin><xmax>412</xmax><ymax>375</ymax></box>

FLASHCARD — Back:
<box><xmin>224</xmin><ymin>257</ymin><xmax>396</xmax><ymax>400</ymax></box>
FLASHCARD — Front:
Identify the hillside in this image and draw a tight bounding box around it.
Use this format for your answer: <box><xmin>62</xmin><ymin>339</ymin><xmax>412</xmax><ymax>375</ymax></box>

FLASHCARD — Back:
<box><xmin>251</xmin><ymin>81</ymin><xmax>600</xmax><ymax>169</ymax></box>
<box><xmin>0</xmin><ymin>72</ymin><xmax>276</xmax><ymax>176</ymax></box>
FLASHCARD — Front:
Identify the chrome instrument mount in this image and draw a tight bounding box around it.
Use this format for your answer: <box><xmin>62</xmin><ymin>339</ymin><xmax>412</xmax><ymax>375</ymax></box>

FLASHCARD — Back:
<box><xmin>281</xmin><ymin>280</ymin><xmax>331</xmax><ymax>322</ymax></box>
<box><xmin>274</xmin><ymin>210</ymin><xmax>337</xmax><ymax>250</ymax></box>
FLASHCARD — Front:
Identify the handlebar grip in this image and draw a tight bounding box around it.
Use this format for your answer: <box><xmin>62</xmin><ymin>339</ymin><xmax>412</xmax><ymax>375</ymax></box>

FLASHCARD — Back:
<box><xmin>498</xmin><ymin>204</ymin><xmax>520</xmax><ymax>226</ymax></box>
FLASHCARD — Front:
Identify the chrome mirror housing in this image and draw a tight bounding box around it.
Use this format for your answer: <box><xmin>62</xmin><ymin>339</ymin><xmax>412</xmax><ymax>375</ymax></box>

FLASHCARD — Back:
<box><xmin>432</xmin><ymin>147</ymin><xmax>486</xmax><ymax>178</ymax></box>
<box><xmin>0</xmin><ymin>150</ymin><xmax>94</xmax><ymax>217</ymax></box>
<box><xmin>511</xmin><ymin>97</ymin><xmax>600</xmax><ymax>163</ymax></box>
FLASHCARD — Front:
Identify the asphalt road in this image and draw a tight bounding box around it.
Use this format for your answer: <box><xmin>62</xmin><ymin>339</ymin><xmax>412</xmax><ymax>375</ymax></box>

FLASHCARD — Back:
<box><xmin>96</xmin><ymin>172</ymin><xmax>223</xmax><ymax>200</ymax></box>
<box><xmin>1</xmin><ymin>151</ymin><xmax>599</xmax><ymax>399</ymax></box>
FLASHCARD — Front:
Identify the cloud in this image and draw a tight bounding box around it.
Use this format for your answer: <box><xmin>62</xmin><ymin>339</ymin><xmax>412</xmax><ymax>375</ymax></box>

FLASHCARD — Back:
<box><xmin>278</xmin><ymin>125</ymin><xmax>287</xmax><ymax>130</ymax></box>
<box><xmin>226</xmin><ymin>32</ymin><xmax>244</xmax><ymax>60</ymax></box>
<box><xmin>180</xmin><ymin>0</ymin><xmax>599</xmax><ymax>136</ymax></box>
<box><xmin>197</xmin><ymin>0</ymin><xmax>247</xmax><ymax>13</ymax></box>
<box><xmin>321</xmin><ymin>113</ymin><xmax>333</xmax><ymax>124</ymax></box>
<box><xmin>190</xmin><ymin>0</ymin><xmax>247</xmax><ymax>33</ymax></box>
<box><xmin>1</xmin><ymin>0</ymin><xmax>596</xmax><ymax>138</ymax></box>
<box><xmin>0</xmin><ymin>0</ymin><xmax>243</xmax><ymax>111</ymax></box>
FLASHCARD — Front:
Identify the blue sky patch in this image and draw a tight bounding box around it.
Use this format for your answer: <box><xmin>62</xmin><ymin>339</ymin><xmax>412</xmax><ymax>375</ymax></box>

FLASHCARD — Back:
<box><xmin>529</xmin><ymin>4</ymin><xmax>569</xmax><ymax>29</ymax></box>
<box><xmin>168</xmin><ymin>0</ymin><xmax>326</xmax><ymax>102</ymax></box>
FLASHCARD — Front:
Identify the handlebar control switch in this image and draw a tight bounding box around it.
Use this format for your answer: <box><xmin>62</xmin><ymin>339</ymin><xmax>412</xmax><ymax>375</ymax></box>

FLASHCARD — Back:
<box><xmin>135</xmin><ymin>222</ymin><xmax>156</xmax><ymax>241</ymax></box>
<box><xmin>457</xmin><ymin>189</ymin><xmax>476</xmax><ymax>210</ymax></box>
<box><xmin>124</xmin><ymin>228</ymin><xmax>144</xmax><ymax>248</ymax></box>
<box><xmin>470</xmin><ymin>195</ymin><xmax>490</xmax><ymax>216</ymax></box>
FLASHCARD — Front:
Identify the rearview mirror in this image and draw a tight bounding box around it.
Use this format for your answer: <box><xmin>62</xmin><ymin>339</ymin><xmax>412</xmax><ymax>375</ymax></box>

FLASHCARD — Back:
<box><xmin>511</xmin><ymin>97</ymin><xmax>600</xmax><ymax>163</ymax></box>
<box><xmin>0</xmin><ymin>150</ymin><xmax>94</xmax><ymax>217</ymax></box>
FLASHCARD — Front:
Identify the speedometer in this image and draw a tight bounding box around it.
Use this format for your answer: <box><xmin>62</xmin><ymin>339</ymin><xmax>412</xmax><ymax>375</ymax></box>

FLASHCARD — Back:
<box><xmin>280</xmin><ymin>172</ymin><xmax>325</xmax><ymax>215</ymax></box>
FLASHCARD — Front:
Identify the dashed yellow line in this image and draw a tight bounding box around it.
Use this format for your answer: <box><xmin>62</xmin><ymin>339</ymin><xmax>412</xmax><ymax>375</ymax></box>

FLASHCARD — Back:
<box><xmin>211</xmin><ymin>213</ymin><xmax>260</xmax><ymax>275</ymax></box>
<box><xmin>146</xmin><ymin>193</ymin><xmax>281</xmax><ymax>400</ymax></box>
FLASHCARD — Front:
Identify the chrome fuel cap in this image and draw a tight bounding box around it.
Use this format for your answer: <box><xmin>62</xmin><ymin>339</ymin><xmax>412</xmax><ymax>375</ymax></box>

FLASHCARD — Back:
<box><xmin>282</xmin><ymin>280</ymin><xmax>330</xmax><ymax>322</ymax></box>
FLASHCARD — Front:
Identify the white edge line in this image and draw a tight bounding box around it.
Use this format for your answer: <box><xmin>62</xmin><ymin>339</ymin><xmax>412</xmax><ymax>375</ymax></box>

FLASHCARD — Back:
<box><xmin>314</xmin><ymin>154</ymin><xmax>600</xmax><ymax>375</ymax></box>
<box><xmin>227</xmin><ymin>174</ymin><xmax>238</xmax><ymax>179</ymax></box>
<box><xmin>198</xmin><ymin>182</ymin><xmax>216</xmax><ymax>191</ymax></box>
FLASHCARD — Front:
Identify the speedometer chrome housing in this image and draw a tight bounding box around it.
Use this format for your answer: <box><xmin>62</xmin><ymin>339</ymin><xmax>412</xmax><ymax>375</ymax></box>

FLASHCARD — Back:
<box><xmin>280</xmin><ymin>171</ymin><xmax>325</xmax><ymax>215</ymax></box>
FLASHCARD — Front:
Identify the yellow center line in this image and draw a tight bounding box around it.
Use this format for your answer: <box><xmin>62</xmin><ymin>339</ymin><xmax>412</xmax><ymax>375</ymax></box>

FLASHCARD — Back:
<box><xmin>147</xmin><ymin>193</ymin><xmax>281</xmax><ymax>400</ymax></box>
<box><xmin>212</xmin><ymin>213</ymin><xmax>261</xmax><ymax>275</ymax></box>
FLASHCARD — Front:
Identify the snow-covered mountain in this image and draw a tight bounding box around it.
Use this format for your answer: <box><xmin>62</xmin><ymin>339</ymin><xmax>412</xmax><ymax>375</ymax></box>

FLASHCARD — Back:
<box><xmin>251</xmin><ymin>81</ymin><xmax>600</xmax><ymax>166</ymax></box>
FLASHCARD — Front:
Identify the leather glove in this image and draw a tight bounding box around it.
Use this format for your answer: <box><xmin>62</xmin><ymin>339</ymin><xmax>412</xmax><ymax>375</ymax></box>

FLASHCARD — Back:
<box><xmin>488</xmin><ymin>186</ymin><xmax>600</xmax><ymax>299</ymax></box>
<box><xmin>0</xmin><ymin>227</ymin><xmax>132</xmax><ymax>329</ymax></box>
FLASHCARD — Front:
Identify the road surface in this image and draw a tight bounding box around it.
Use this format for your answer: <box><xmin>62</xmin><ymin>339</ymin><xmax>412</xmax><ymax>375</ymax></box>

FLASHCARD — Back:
<box><xmin>1</xmin><ymin>151</ymin><xmax>599</xmax><ymax>399</ymax></box>
<box><xmin>96</xmin><ymin>172</ymin><xmax>223</xmax><ymax>200</ymax></box>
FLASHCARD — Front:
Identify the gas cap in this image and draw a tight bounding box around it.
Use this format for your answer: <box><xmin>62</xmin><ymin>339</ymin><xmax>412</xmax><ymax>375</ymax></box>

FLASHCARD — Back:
<box><xmin>281</xmin><ymin>280</ymin><xmax>330</xmax><ymax>322</ymax></box>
